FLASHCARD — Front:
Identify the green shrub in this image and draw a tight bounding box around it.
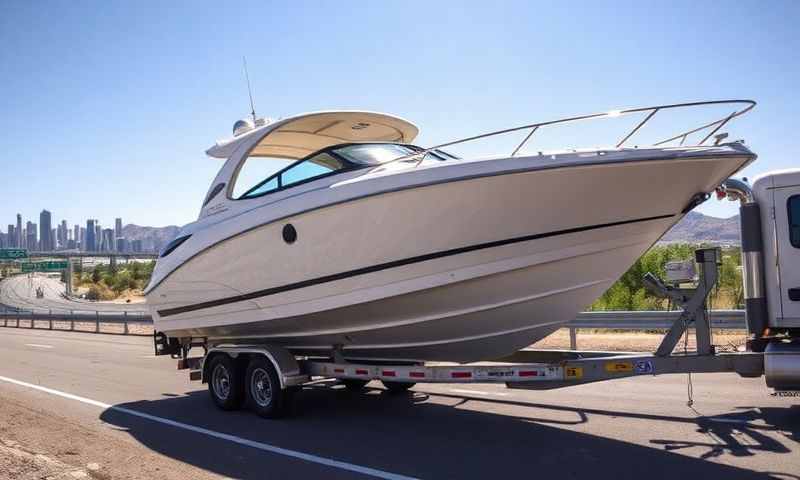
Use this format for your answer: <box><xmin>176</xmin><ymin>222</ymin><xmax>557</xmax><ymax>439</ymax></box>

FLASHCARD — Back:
<box><xmin>590</xmin><ymin>244</ymin><xmax>742</xmax><ymax>311</ymax></box>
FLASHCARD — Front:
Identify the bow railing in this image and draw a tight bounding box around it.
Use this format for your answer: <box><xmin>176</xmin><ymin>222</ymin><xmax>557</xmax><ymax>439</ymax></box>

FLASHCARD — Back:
<box><xmin>391</xmin><ymin>99</ymin><xmax>756</xmax><ymax>166</ymax></box>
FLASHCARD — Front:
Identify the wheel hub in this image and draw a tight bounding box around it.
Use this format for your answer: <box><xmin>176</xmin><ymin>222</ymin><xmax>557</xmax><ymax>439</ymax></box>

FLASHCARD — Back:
<box><xmin>212</xmin><ymin>364</ymin><xmax>231</xmax><ymax>400</ymax></box>
<box><xmin>251</xmin><ymin>368</ymin><xmax>272</xmax><ymax>407</ymax></box>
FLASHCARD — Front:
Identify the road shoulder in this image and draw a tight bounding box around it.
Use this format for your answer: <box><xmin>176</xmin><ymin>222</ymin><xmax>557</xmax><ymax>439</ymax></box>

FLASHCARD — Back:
<box><xmin>0</xmin><ymin>385</ymin><xmax>218</xmax><ymax>480</ymax></box>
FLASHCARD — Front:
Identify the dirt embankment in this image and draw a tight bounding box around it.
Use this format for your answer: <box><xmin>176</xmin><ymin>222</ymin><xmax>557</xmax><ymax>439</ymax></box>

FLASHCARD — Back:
<box><xmin>0</xmin><ymin>390</ymin><xmax>217</xmax><ymax>480</ymax></box>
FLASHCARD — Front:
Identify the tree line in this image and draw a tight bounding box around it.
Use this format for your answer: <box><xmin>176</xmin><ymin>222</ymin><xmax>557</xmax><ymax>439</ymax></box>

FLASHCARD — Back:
<box><xmin>72</xmin><ymin>260</ymin><xmax>156</xmax><ymax>300</ymax></box>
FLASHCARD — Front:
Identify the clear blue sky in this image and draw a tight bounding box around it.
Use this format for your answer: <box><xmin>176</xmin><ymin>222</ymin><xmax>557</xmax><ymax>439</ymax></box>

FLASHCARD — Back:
<box><xmin>1</xmin><ymin>1</ymin><xmax>797</xmax><ymax>228</ymax></box>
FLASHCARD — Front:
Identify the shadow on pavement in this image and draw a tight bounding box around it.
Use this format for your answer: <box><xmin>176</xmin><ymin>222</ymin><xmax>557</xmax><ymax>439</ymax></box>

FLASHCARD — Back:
<box><xmin>99</xmin><ymin>383</ymin><xmax>800</xmax><ymax>479</ymax></box>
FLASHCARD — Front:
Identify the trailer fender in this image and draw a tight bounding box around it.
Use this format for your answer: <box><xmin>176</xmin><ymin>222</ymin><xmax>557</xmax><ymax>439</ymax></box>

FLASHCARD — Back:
<box><xmin>202</xmin><ymin>345</ymin><xmax>306</xmax><ymax>389</ymax></box>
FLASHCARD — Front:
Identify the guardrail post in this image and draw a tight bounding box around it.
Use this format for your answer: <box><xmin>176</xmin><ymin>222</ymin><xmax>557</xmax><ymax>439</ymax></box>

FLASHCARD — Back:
<box><xmin>3</xmin><ymin>307</ymin><xmax>6</xmax><ymax>327</ymax></box>
<box><xmin>70</xmin><ymin>310</ymin><xmax>74</xmax><ymax>331</ymax></box>
<box><xmin>16</xmin><ymin>308</ymin><xmax>20</xmax><ymax>328</ymax></box>
<box><xmin>49</xmin><ymin>309</ymin><xmax>53</xmax><ymax>330</ymax></box>
<box><xmin>123</xmin><ymin>311</ymin><xmax>129</xmax><ymax>335</ymax></box>
<box><xmin>95</xmin><ymin>311</ymin><xmax>100</xmax><ymax>333</ymax></box>
<box><xmin>569</xmin><ymin>327</ymin><xmax>577</xmax><ymax>350</ymax></box>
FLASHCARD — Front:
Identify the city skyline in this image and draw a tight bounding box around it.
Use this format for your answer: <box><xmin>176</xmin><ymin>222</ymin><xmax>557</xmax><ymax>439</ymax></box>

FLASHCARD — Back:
<box><xmin>0</xmin><ymin>210</ymin><xmax>153</xmax><ymax>253</ymax></box>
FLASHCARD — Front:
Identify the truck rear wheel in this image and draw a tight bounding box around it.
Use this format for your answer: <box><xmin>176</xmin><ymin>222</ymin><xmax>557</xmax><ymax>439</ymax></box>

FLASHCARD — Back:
<box><xmin>245</xmin><ymin>356</ymin><xmax>289</xmax><ymax>418</ymax></box>
<box><xmin>382</xmin><ymin>380</ymin><xmax>415</xmax><ymax>394</ymax></box>
<box><xmin>207</xmin><ymin>355</ymin><xmax>244</xmax><ymax>410</ymax></box>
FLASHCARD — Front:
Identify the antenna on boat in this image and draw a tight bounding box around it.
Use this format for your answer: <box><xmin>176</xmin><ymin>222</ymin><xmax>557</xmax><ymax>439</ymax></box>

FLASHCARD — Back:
<box><xmin>242</xmin><ymin>56</ymin><xmax>257</xmax><ymax>124</ymax></box>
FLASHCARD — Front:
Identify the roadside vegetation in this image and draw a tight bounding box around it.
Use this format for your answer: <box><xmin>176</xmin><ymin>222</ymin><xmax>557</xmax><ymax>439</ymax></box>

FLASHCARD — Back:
<box><xmin>589</xmin><ymin>243</ymin><xmax>743</xmax><ymax>311</ymax></box>
<box><xmin>71</xmin><ymin>261</ymin><xmax>155</xmax><ymax>301</ymax></box>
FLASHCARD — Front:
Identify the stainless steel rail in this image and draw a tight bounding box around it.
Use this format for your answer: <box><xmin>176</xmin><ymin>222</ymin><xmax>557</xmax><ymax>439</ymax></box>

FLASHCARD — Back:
<box><xmin>391</xmin><ymin>99</ymin><xmax>756</xmax><ymax>166</ymax></box>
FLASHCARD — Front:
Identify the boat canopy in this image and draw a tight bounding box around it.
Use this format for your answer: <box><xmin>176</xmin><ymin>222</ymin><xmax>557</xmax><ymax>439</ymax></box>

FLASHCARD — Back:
<box><xmin>206</xmin><ymin>111</ymin><xmax>419</xmax><ymax>160</ymax></box>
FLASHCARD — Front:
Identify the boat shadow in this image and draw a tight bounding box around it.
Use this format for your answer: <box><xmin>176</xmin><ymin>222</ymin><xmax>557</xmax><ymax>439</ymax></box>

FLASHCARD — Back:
<box><xmin>98</xmin><ymin>382</ymin><xmax>800</xmax><ymax>479</ymax></box>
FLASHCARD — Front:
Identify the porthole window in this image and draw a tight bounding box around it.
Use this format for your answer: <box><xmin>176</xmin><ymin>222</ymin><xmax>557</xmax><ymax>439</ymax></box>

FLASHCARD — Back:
<box><xmin>282</xmin><ymin>224</ymin><xmax>297</xmax><ymax>244</ymax></box>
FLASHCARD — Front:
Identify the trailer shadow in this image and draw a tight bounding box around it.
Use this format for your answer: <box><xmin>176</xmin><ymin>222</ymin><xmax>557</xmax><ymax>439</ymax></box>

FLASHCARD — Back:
<box><xmin>99</xmin><ymin>383</ymin><xmax>800</xmax><ymax>480</ymax></box>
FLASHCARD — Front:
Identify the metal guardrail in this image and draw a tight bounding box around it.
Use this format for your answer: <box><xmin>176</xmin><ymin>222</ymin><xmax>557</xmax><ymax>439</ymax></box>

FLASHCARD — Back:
<box><xmin>573</xmin><ymin>310</ymin><xmax>746</xmax><ymax>329</ymax></box>
<box><xmin>0</xmin><ymin>306</ymin><xmax>152</xmax><ymax>336</ymax></box>
<box><xmin>567</xmin><ymin>310</ymin><xmax>746</xmax><ymax>349</ymax></box>
<box><xmin>0</xmin><ymin>308</ymin><xmax>747</xmax><ymax>339</ymax></box>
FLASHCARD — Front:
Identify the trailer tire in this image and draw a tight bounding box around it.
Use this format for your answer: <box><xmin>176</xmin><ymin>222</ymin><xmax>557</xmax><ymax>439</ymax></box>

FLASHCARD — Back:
<box><xmin>207</xmin><ymin>355</ymin><xmax>245</xmax><ymax>411</ymax></box>
<box><xmin>342</xmin><ymin>379</ymin><xmax>369</xmax><ymax>391</ymax></box>
<box><xmin>245</xmin><ymin>356</ymin><xmax>288</xmax><ymax>418</ymax></box>
<box><xmin>382</xmin><ymin>380</ymin><xmax>415</xmax><ymax>394</ymax></box>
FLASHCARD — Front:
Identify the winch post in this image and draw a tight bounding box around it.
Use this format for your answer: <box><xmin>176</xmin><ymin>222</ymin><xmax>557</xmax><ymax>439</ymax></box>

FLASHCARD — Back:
<box><xmin>649</xmin><ymin>248</ymin><xmax>720</xmax><ymax>357</ymax></box>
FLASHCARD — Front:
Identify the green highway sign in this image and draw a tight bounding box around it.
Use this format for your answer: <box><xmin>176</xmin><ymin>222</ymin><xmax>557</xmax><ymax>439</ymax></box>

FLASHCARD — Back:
<box><xmin>0</xmin><ymin>249</ymin><xmax>28</xmax><ymax>260</ymax></box>
<box><xmin>20</xmin><ymin>261</ymin><xmax>68</xmax><ymax>272</ymax></box>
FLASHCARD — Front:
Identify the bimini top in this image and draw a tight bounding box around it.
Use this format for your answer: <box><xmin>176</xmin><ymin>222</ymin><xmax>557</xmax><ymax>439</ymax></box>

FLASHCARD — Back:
<box><xmin>206</xmin><ymin>111</ymin><xmax>419</xmax><ymax>160</ymax></box>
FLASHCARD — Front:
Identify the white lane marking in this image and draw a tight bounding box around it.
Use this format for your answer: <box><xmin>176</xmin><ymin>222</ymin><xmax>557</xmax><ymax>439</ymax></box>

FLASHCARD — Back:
<box><xmin>449</xmin><ymin>388</ymin><xmax>509</xmax><ymax>397</ymax></box>
<box><xmin>0</xmin><ymin>375</ymin><xmax>417</xmax><ymax>480</ymax></box>
<box><xmin>24</xmin><ymin>344</ymin><xmax>54</xmax><ymax>349</ymax></box>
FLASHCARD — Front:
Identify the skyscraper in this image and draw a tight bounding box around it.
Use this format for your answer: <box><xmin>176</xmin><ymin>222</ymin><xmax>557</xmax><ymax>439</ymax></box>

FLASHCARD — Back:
<box><xmin>7</xmin><ymin>225</ymin><xmax>15</xmax><ymax>248</ymax></box>
<box><xmin>16</xmin><ymin>214</ymin><xmax>22</xmax><ymax>249</ymax></box>
<box><xmin>102</xmin><ymin>229</ymin><xmax>114</xmax><ymax>252</ymax></box>
<box><xmin>25</xmin><ymin>221</ymin><xmax>36</xmax><ymax>250</ymax></box>
<box><xmin>115</xmin><ymin>218</ymin><xmax>122</xmax><ymax>239</ymax></box>
<box><xmin>39</xmin><ymin>210</ymin><xmax>52</xmax><ymax>251</ymax></box>
<box><xmin>95</xmin><ymin>224</ymin><xmax>102</xmax><ymax>251</ymax></box>
<box><xmin>27</xmin><ymin>223</ymin><xmax>37</xmax><ymax>250</ymax></box>
<box><xmin>86</xmin><ymin>219</ymin><xmax>96</xmax><ymax>251</ymax></box>
<box><xmin>74</xmin><ymin>224</ymin><xmax>80</xmax><ymax>250</ymax></box>
<box><xmin>59</xmin><ymin>220</ymin><xmax>68</xmax><ymax>249</ymax></box>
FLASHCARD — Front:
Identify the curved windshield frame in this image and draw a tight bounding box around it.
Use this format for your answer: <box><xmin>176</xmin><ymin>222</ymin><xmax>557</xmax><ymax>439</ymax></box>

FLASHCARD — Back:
<box><xmin>237</xmin><ymin>151</ymin><xmax>357</xmax><ymax>200</ymax></box>
<box><xmin>333</xmin><ymin>143</ymin><xmax>457</xmax><ymax>165</ymax></box>
<box><xmin>234</xmin><ymin>143</ymin><xmax>459</xmax><ymax>200</ymax></box>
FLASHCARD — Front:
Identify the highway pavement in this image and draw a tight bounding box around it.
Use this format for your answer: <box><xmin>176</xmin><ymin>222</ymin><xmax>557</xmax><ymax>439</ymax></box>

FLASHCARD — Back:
<box><xmin>0</xmin><ymin>328</ymin><xmax>797</xmax><ymax>479</ymax></box>
<box><xmin>0</xmin><ymin>274</ymin><xmax>146</xmax><ymax>313</ymax></box>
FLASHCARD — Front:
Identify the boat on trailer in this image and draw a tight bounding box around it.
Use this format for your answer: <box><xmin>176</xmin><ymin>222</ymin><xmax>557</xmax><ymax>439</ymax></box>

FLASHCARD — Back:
<box><xmin>146</xmin><ymin>100</ymin><xmax>756</xmax><ymax>363</ymax></box>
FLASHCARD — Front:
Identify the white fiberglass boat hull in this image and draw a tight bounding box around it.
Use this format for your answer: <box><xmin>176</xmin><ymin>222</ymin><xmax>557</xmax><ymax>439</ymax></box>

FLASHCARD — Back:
<box><xmin>147</xmin><ymin>146</ymin><xmax>754</xmax><ymax>362</ymax></box>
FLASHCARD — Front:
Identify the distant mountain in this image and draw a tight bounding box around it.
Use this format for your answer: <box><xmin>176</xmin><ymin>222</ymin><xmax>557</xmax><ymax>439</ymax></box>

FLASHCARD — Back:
<box><xmin>660</xmin><ymin>211</ymin><xmax>741</xmax><ymax>245</ymax></box>
<box><xmin>121</xmin><ymin>224</ymin><xmax>180</xmax><ymax>252</ymax></box>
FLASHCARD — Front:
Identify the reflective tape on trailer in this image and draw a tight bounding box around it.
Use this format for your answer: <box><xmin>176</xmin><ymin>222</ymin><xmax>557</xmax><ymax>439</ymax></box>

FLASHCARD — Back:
<box><xmin>304</xmin><ymin>362</ymin><xmax>564</xmax><ymax>383</ymax></box>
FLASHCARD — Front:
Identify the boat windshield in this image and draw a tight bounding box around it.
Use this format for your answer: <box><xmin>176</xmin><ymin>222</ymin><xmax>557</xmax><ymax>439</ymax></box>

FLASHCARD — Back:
<box><xmin>333</xmin><ymin>143</ymin><xmax>457</xmax><ymax>165</ymax></box>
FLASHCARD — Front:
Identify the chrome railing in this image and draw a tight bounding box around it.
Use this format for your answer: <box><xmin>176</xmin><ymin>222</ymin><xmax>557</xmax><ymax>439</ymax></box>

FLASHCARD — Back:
<box><xmin>392</xmin><ymin>99</ymin><xmax>756</xmax><ymax>166</ymax></box>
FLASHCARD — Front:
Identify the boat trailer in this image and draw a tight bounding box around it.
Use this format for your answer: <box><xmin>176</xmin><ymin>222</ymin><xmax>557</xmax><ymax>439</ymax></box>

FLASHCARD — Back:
<box><xmin>162</xmin><ymin>247</ymin><xmax>798</xmax><ymax>417</ymax></box>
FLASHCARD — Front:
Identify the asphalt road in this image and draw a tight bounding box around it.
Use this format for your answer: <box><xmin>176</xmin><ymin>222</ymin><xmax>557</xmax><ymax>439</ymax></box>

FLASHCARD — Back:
<box><xmin>0</xmin><ymin>328</ymin><xmax>797</xmax><ymax>479</ymax></box>
<box><xmin>0</xmin><ymin>274</ymin><xmax>146</xmax><ymax>313</ymax></box>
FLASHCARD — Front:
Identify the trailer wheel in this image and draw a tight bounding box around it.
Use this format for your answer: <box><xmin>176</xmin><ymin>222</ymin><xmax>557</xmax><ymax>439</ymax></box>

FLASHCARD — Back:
<box><xmin>245</xmin><ymin>356</ymin><xmax>288</xmax><ymax>418</ymax></box>
<box><xmin>207</xmin><ymin>355</ymin><xmax>244</xmax><ymax>410</ymax></box>
<box><xmin>382</xmin><ymin>380</ymin><xmax>415</xmax><ymax>394</ymax></box>
<box><xmin>341</xmin><ymin>379</ymin><xmax>369</xmax><ymax>391</ymax></box>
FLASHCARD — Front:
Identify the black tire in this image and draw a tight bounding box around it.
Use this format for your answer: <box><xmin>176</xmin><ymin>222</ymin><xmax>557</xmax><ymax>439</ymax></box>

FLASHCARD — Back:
<box><xmin>381</xmin><ymin>380</ymin><xmax>415</xmax><ymax>394</ymax></box>
<box><xmin>207</xmin><ymin>354</ymin><xmax>245</xmax><ymax>411</ymax></box>
<box><xmin>245</xmin><ymin>356</ymin><xmax>288</xmax><ymax>418</ymax></box>
<box><xmin>341</xmin><ymin>379</ymin><xmax>369</xmax><ymax>391</ymax></box>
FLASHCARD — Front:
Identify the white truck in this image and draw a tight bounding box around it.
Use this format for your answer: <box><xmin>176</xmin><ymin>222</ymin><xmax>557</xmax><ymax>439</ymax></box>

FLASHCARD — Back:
<box><xmin>155</xmin><ymin>169</ymin><xmax>800</xmax><ymax>418</ymax></box>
